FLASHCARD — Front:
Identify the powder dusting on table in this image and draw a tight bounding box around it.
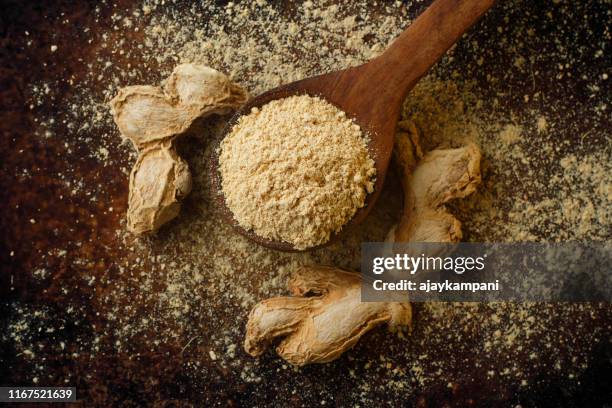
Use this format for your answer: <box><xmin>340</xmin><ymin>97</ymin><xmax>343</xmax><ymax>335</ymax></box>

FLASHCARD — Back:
<box><xmin>6</xmin><ymin>0</ymin><xmax>611</xmax><ymax>405</ymax></box>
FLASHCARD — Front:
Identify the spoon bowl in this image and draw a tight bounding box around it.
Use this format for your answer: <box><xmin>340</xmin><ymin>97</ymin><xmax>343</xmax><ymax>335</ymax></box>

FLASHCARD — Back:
<box><xmin>209</xmin><ymin>77</ymin><xmax>379</xmax><ymax>252</ymax></box>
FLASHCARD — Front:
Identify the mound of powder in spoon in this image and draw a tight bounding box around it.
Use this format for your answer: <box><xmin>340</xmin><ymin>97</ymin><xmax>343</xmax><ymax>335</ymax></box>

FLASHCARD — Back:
<box><xmin>218</xmin><ymin>94</ymin><xmax>376</xmax><ymax>250</ymax></box>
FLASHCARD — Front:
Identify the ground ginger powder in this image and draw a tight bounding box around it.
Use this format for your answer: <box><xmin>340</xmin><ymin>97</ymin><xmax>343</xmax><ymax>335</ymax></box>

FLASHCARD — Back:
<box><xmin>219</xmin><ymin>95</ymin><xmax>376</xmax><ymax>249</ymax></box>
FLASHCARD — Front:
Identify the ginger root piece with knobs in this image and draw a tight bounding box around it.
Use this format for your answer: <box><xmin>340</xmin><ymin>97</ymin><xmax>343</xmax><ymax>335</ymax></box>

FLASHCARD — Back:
<box><xmin>110</xmin><ymin>64</ymin><xmax>249</xmax><ymax>149</ymax></box>
<box><xmin>388</xmin><ymin>121</ymin><xmax>482</xmax><ymax>243</ymax></box>
<box><xmin>245</xmin><ymin>265</ymin><xmax>412</xmax><ymax>365</ymax></box>
<box><xmin>109</xmin><ymin>63</ymin><xmax>248</xmax><ymax>234</ymax></box>
<box><xmin>127</xmin><ymin>141</ymin><xmax>192</xmax><ymax>235</ymax></box>
<box><xmin>244</xmin><ymin>122</ymin><xmax>481</xmax><ymax>366</ymax></box>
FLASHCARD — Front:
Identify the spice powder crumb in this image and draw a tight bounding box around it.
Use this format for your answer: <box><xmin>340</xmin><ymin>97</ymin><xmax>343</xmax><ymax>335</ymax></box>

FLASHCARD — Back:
<box><xmin>219</xmin><ymin>95</ymin><xmax>376</xmax><ymax>249</ymax></box>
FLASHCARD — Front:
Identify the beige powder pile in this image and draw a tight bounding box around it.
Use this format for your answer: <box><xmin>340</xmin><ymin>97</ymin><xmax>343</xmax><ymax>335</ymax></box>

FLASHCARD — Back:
<box><xmin>219</xmin><ymin>95</ymin><xmax>376</xmax><ymax>249</ymax></box>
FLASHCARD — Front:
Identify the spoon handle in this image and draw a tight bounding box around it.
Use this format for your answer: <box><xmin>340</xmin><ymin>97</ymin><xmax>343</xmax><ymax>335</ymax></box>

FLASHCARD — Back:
<box><xmin>371</xmin><ymin>0</ymin><xmax>495</xmax><ymax>104</ymax></box>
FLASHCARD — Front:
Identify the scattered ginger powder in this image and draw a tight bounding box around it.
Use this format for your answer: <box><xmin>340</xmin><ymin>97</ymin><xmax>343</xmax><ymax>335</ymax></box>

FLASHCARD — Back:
<box><xmin>219</xmin><ymin>95</ymin><xmax>376</xmax><ymax>249</ymax></box>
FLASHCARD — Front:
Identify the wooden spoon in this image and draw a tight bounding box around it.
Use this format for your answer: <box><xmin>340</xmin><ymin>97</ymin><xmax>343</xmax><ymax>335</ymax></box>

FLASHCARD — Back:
<box><xmin>210</xmin><ymin>0</ymin><xmax>495</xmax><ymax>251</ymax></box>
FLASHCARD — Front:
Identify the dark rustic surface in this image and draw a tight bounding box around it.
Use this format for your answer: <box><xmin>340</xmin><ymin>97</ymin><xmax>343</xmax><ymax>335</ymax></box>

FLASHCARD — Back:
<box><xmin>1</xmin><ymin>0</ymin><xmax>611</xmax><ymax>407</ymax></box>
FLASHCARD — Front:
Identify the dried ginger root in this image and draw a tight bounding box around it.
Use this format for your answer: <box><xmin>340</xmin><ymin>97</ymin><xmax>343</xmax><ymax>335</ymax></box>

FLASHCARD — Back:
<box><xmin>388</xmin><ymin>121</ymin><xmax>482</xmax><ymax>243</ymax></box>
<box><xmin>244</xmin><ymin>122</ymin><xmax>482</xmax><ymax>366</ymax></box>
<box><xmin>111</xmin><ymin>64</ymin><xmax>249</xmax><ymax>148</ymax></box>
<box><xmin>127</xmin><ymin>141</ymin><xmax>192</xmax><ymax>235</ymax></box>
<box><xmin>109</xmin><ymin>64</ymin><xmax>248</xmax><ymax>234</ymax></box>
<box><xmin>245</xmin><ymin>265</ymin><xmax>411</xmax><ymax>365</ymax></box>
